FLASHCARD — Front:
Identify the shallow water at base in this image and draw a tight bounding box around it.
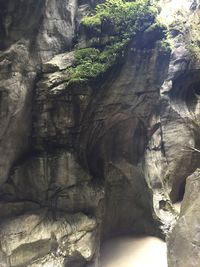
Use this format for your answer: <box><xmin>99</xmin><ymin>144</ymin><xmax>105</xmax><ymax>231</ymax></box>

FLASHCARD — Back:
<box><xmin>101</xmin><ymin>236</ymin><xmax>167</xmax><ymax>267</ymax></box>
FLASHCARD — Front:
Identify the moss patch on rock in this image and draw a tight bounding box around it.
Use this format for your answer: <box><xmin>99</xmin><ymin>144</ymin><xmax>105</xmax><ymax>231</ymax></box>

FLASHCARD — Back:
<box><xmin>81</xmin><ymin>0</ymin><xmax>157</xmax><ymax>35</ymax></box>
<box><xmin>64</xmin><ymin>0</ymin><xmax>168</xmax><ymax>87</ymax></box>
<box><xmin>188</xmin><ymin>10</ymin><xmax>200</xmax><ymax>63</ymax></box>
<box><xmin>66</xmin><ymin>41</ymin><xmax>127</xmax><ymax>86</ymax></box>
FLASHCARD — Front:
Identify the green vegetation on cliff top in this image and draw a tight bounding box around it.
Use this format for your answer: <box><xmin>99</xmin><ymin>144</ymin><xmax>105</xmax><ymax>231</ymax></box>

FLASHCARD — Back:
<box><xmin>65</xmin><ymin>0</ymin><xmax>167</xmax><ymax>86</ymax></box>
<box><xmin>82</xmin><ymin>0</ymin><xmax>156</xmax><ymax>34</ymax></box>
<box><xmin>188</xmin><ymin>12</ymin><xmax>200</xmax><ymax>63</ymax></box>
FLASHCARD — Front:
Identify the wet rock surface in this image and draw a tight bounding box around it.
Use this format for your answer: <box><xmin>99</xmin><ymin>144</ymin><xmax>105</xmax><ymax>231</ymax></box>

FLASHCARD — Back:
<box><xmin>0</xmin><ymin>0</ymin><xmax>200</xmax><ymax>266</ymax></box>
<box><xmin>168</xmin><ymin>169</ymin><xmax>200</xmax><ymax>267</ymax></box>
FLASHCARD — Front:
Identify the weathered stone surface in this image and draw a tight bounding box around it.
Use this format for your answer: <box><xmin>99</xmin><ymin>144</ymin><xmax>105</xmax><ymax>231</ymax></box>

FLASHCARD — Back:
<box><xmin>77</xmin><ymin>44</ymin><xmax>172</xmax><ymax>236</ymax></box>
<box><xmin>0</xmin><ymin>210</ymin><xmax>97</xmax><ymax>267</ymax></box>
<box><xmin>1</xmin><ymin>0</ymin><xmax>200</xmax><ymax>266</ymax></box>
<box><xmin>9</xmin><ymin>152</ymin><xmax>91</xmax><ymax>200</ymax></box>
<box><xmin>158</xmin><ymin>3</ymin><xmax>200</xmax><ymax>266</ymax></box>
<box><xmin>0</xmin><ymin>42</ymin><xmax>37</xmax><ymax>186</ymax></box>
<box><xmin>0</xmin><ymin>151</ymin><xmax>104</xmax><ymax>215</ymax></box>
<box><xmin>138</xmin><ymin>3</ymin><xmax>200</xmax><ymax>242</ymax></box>
<box><xmin>33</xmin><ymin>68</ymin><xmax>92</xmax><ymax>150</ymax></box>
<box><xmin>42</xmin><ymin>51</ymin><xmax>75</xmax><ymax>73</ymax></box>
<box><xmin>0</xmin><ymin>0</ymin><xmax>77</xmax><ymax>185</ymax></box>
<box><xmin>168</xmin><ymin>169</ymin><xmax>200</xmax><ymax>267</ymax></box>
<box><xmin>0</xmin><ymin>201</ymin><xmax>39</xmax><ymax>220</ymax></box>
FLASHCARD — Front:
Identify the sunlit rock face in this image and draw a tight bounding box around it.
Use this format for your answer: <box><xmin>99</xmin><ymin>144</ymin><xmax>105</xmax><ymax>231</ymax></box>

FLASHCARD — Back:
<box><xmin>168</xmin><ymin>169</ymin><xmax>200</xmax><ymax>267</ymax></box>
<box><xmin>140</xmin><ymin>1</ymin><xmax>200</xmax><ymax>241</ymax></box>
<box><xmin>157</xmin><ymin>1</ymin><xmax>200</xmax><ymax>267</ymax></box>
<box><xmin>0</xmin><ymin>0</ymin><xmax>200</xmax><ymax>266</ymax></box>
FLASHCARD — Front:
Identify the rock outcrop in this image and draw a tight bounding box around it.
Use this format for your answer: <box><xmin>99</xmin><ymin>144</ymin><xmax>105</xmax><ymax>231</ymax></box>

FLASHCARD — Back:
<box><xmin>0</xmin><ymin>0</ymin><xmax>77</xmax><ymax>185</ymax></box>
<box><xmin>168</xmin><ymin>169</ymin><xmax>200</xmax><ymax>267</ymax></box>
<box><xmin>1</xmin><ymin>0</ymin><xmax>200</xmax><ymax>266</ymax></box>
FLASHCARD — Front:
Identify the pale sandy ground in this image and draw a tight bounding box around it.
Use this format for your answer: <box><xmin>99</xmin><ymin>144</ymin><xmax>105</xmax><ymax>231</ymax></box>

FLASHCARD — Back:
<box><xmin>101</xmin><ymin>236</ymin><xmax>167</xmax><ymax>267</ymax></box>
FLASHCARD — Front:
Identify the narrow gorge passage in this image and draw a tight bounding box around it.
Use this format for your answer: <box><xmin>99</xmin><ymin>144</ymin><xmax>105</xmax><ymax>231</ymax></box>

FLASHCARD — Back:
<box><xmin>100</xmin><ymin>236</ymin><xmax>167</xmax><ymax>267</ymax></box>
<box><xmin>0</xmin><ymin>0</ymin><xmax>199</xmax><ymax>266</ymax></box>
<box><xmin>98</xmin><ymin>1</ymin><xmax>192</xmax><ymax>266</ymax></box>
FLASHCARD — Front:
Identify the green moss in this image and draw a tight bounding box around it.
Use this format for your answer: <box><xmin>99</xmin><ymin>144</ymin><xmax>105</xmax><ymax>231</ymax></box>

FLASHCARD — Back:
<box><xmin>169</xmin><ymin>19</ymin><xmax>186</xmax><ymax>34</ymax></box>
<box><xmin>188</xmin><ymin>21</ymin><xmax>200</xmax><ymax>62</ymax></box>
<box><xmin>64</xmin><ymin>0</ymin><xmax>167</xmax><ymax>87</ymax></box>
<box><xmin>157</xmin><ymin>39</ymin><xmax>171</xmax><ymax>54</ymax></box>
<box><xmin>190</xmin><ymin>44</ymin><xmax>200</xmax><ymax>62</ymax></box>
<box><xmin>166</xmin><ymin>9</ymin><xmax>200</xmax><ymax>62</ymax></box>
<box><xmin>66</xmin><ymin>39</ymin><xmax>129</xmax><ymax>86</ymax></box>
<box><xmin>83</xmin><ymin>16</ymin><xmax>102</xmax><ymax>28</ymax></box>
<box><xmin>82</xmin><ymin>0</ymin><xmax>157</xmax><ymax>36</ymax></box>
<box><xmin>145</xmin><ymin>17</ymin><xmax>168</xmax><ymax>36</ymax></box>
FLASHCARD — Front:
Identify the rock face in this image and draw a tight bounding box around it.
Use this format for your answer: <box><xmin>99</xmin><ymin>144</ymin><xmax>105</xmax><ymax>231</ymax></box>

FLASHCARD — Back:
<box><xmin>0</xmin><ymin>210</ymin><xmax>97</xmax><ymax>267</ymax></box>
<box><xmin>79</xmin><ymin>45</ymin><xmax>171</xmax><ymax>237</ymax></box>
<box><xmin>0</xmin><ymin>0</ymin><xmax>77</xmax><ymax>185</ymax></box>
<box><xmin>168</xmin><ymin>169</ymin><xmax>200</xmax><ymax>267</ymax></box>
<box><xmin>1</xmin><ymin>0</ymin><xmax>200</xmax><ymax>266</ymax></box>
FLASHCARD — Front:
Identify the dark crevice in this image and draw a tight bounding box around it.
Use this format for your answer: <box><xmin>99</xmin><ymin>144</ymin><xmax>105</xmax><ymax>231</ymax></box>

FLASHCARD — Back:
<box><xmin>170</xmin><ymin>177</ymin><xmax>186</xmax><ymax>204</ymax></box>
<box><xmin>176</xmin><ymin>178</ymin><xmax>186</xmax><ymax>203</ymax></box>
<box><xmin>170</xmin><ymin>71</ymin><xmax>200</xmax><ymax>114</ymax></box>
<box><xmin>193</xmin><ymin>82</ymin><xmax>200</xmax><ymax>95</ymax></box>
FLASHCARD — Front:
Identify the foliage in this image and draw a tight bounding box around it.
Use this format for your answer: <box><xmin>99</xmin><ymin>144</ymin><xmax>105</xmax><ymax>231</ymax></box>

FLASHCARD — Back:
<box><xmin>188</xmin><ymin>19</ymin><xmax>200</xmax><ymax>63</ymax></box>
<box><xmin>66</xmin><ymin>40</ymin><xmax>128</xmax><ymax>85</ymax></box>
<box><xmin>190</xmin><ymin>42</ymin><xmax>200</xmax><ymax>62</ymax></box>
<box><xmin>82</xmin><ymin>0</ymin><xmax>157</xmax><ymax>37</ymax></box>
<box><xmin>156</xmin><ymin>38</ymin><xmax>171</xmax><ymax>54</ymax></box>
<box><xmin>156</xmin><ymin>39</ymin><xmax>170</xmax><ymax>53</ymax></box>
<box><xmin>168</xmin><ymin>18</ymin><xmax>186</xmax><ymax>34</ymax></box>
<box><xmin>165</xmin><ymin>9</ymin><xmax>200</xmax><ymax>61</ymax></box>
<box><xmin>64</xmin><ymin>0</ymin><xmax>166</xmax><ymax>86</ymax></box>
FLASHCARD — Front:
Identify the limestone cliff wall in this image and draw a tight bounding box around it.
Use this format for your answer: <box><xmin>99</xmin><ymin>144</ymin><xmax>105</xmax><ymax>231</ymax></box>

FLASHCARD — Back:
<box><xmin>0</xmin><ymin>0</ymin><xmax>200</xmax><ymax>267</ymax></box>
<box><xmin>0</xmin><ymin>0</ymin><xmax>77</xmax><ymax>185</ymax></box>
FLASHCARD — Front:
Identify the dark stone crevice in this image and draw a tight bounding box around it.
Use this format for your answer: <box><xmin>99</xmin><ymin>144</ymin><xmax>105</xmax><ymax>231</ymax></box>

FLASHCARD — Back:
<box><xmin>170</xmin><ymin>70</ymin><xmax>200</xmax><ymax>116</ymax></box>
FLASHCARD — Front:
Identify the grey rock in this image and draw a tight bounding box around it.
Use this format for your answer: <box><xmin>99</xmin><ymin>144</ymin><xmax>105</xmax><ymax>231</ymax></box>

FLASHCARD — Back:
<box><xmin>0</xmin><ymin>152</ymin><xmax>104</xmax><ymax>213</ymax></box>
<box><xmin>168</xmin><ymin>169</ymin><xmax>200</xmax><ymax>267</ymax></box>
<box><xmin>78</xmin><ymin>45</ymin><xmax>171</xmax><ymax>236</ymax></box>
<box><xmin>0</xmin><ymin>210</ymin><xmax>97</xmax><ymax>267</ymax></box>
<box><xmin>0</xmin><ymin>201</ymin><xmax>39</xmax><ymax>220</ymax></box>
<box><xmin>1</xmin><ymin>1</ymin><xmax>200</xmax><ymax>266</ymax></box>
<box><xmin>42</xmin><ymin>51</ymin><xmax>75</xmax><ymax>73</ymax></box>
<box><xmin>33</xmin><ymin>68</ymin><xmax>92</xmax><ymax>149</ymax></box>
<box><xmin>0</xmin><ymin>0</ymin><xmax>77</xmax><ymax>185</ymax></box>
